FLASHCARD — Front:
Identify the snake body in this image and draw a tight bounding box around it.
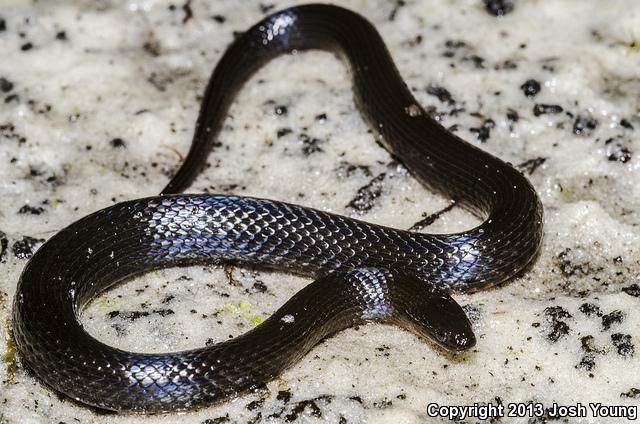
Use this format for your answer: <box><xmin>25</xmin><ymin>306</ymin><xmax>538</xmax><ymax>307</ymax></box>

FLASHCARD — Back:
<box><xmin>12</xmin><ymin>4</ymin><xmax>543</xmax><ymax>414</ymax></box>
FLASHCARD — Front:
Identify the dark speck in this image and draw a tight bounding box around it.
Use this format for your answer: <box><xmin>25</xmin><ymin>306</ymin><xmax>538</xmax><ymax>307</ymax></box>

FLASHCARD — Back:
<box><xmin>533</xmin><ymin>104</ymin><xmax>563</xmax><ymax>116</ymax></box>
<box><xmin>277</xmin><ymin>390</ymin><xmax>292</xmax><ymax>403</ymax></box>
<box><xmin>622</xmin><ymin>284</ymin><xmax>640</xmax><ymax>297</ymax></box>
<box><xmin>55</xmin><ymin>31</ymin><xmax>67</xmax><ymax>41</ymax></box>
<box><xmin>611</xmin><ymin>333</ymin><xmax>634</xmax><ymax>357</ymax></box>
<box><xmin>445</xmin><ymin>39</ymin><xmax>466</xmax><ymax>49</ymax></box>
<box><xmin>12</xmin><ymin>236</ymin><xmax>44</xmax><ymax>259</ymax></box>
<box><xmin>620</xmin><ymin>118</ymin><xmax>634</xmax><ymax>130</ymax></box>
<box><xmin>259</xmin><ymin>4</ymin><xmax>275</xmax><ymax>14</ymax></box>
<box><xmin>20</xmin><ymin>42</ymin><xmax>33</xmax><ymax>51</ymax></box>
<box><xmin>182</xmin><ymin>0</ymin><xmax>193</xmax><ymax>24</ymax></box>
<box><xmin>483</xmin><ymin>0</ymin><xmax>514</xmax><ymax>16</ymax></box>
<box><xmin>0</xmin><ymin>77</ymin><xmax>14</xmax><ymax>93</ymax></box>
<box><xmin>18</xmin><ymin>205</ymin><xmax>44</xmax><ymax>215</ymax></box>
<box><xmin>212</xmin><ymin>15</ymin><xmax>226</xmax><ymax>23</ymax></box>
<box><xmin>506</xmin><ymin>109</ymin><xmax>519</xmax><ymax>122</ymax></box>
<box><xmin>607</xmin><ymin>144</ymin><xmax>632</xmax><ymax>163</ymax></box>
<box><xmin>463</xmin><ymin>55</ymin><xmax>485</xmax><ymax>69</ymax></box>
<box><xmin>110</xmin><ymin>138</ymin><xmax>127</xmax><ymax>149</ymax></box>
<box><xmin>276</xmin><ymin>128</ymin><xmax>292</xmax><ymax>138</ymax></box>
<box><xmin>469</xmin><ymin>119</ymin><xmax>495</xmax><ymax>142</ymax></box>
<box><xmin>543</xmin><ymin>306</ymin><xmax>572</xmax><ymax>342</ymax></box>
<box><xmin>246</xmin><ymin>398</ymin><xmax>265</xmax><ymax>411</ymax></box>
<box><xmin>579</xmin><ymin>302</ymin><xmax>602</xmax><ymax>317</ymax></box>
<box><xmin>315</xmin><ymin>113</ymin><xmax>327</xmax><ymax>122</ymax></box>
<box><xmin>0</xmin><ymin>231</ymin><xmax>7</xmax><ymax>263</ymax></box>
<box><xmin>410</xmin><ymin>202</ymin><xmax>456</xmax><ymax>232</ymax></box>
<box><xmin>621</xmin><ymin>388</ymin><xmax>640</xmax><ymax>399</ymax></box>
<box><xmin>299</xmin><ymin>133</ymin><xmax>323</xmax><ymax>155</ymax></box>
<box><xmin>202</xmin><ymin>415</ymin><xmax>230</xmax><ymax>424</ymax></box>
<box><xmin>521</xmin><ymin>79</ymin><xmax>541</xmax><ymax>98</ymax></box>
<box><xmin>602</xmin><ymin>310</ymin><xmax>624</xmax><ymax>330</ymax></box>
<box><xmin>516</xmin><ymin>157</ymin><xmax>546</xmax><ymax>175</ymax></box>
<box><xmin>426</xmin><ymin>85</ymin><xmax>455</xmax><ymax>105</ymax></box>
<box><xmin>388</xmin><ymin>0</ymin><xmax>406</xmax><ymax>21</ymax></box>
<box><xmin>545</xmin><ymin>306</ymin><xmax>572</xmax><ymax>321</ymax></box>
<box><xmin>5</xmin><ymin>94</ymin><xmax>19</xmax><ymax>104</ymax></box>
<box><xmin>274</xmin><ymin>105</ymin><xmax>288</xmax><ymax>116</ymax></box>
<box><xmin>573</xmin><ymin>115</ymin><xmax>598</xmax><ymax>135</ymax></box>
<box><xmin>347</xmin><ymin>173</ymin><xmax>386</xmax><ymax>212</ymax></box>
<box><xmin>0</xmin><ymin>17</ymin><xmax>6</xmax><ymax>32</ymax></box>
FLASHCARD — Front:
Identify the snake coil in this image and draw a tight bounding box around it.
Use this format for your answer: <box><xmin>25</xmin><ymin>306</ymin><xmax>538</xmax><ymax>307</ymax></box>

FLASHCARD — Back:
<box><xmin>13</xmin><ymin>4</ymin><xmax>543</xmax><ymax>413</ymax></box>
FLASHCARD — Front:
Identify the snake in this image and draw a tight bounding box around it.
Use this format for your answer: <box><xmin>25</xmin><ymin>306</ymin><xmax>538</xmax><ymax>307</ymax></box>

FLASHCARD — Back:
<box><xmin>12</xmin><ymin>3</ymin><xmax>543</xmax><ymax>414</ymax></box>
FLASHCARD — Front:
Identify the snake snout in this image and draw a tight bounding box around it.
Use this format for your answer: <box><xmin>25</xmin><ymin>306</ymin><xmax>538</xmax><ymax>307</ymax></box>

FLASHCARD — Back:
<box><xmin>392</xmin><ymin>275</ymin><xmax>476</xmax><ymax>353</ymax></box>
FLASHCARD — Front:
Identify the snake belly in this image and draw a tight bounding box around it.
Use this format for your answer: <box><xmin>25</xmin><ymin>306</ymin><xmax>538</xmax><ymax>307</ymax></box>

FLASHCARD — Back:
<box><xmin>12</xmin><ymin>3</ymin><xmax>543</xmax><ymax>414</ymax></box>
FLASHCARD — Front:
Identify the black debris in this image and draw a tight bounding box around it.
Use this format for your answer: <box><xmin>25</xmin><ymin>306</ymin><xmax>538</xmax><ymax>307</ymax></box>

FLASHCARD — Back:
<box><xmin>336</xmin><ymin>161</ymin><xmax>372</xmax><ymax>178</ymax></box>
<box><xmin>299</xmin><ymin>133</ymin><xmax>323</xmax><ymax>155</ymax></box>
<box><xmin>543</xmin><ymin>306</ymin><xmax>571</xmax><ymax>342</ymax></box>
<box><xmin>0</xmin><ymin>17</ymin><xmax>6</xmax><ymax>32</ymax></box>
<box><xmin>409</xmin><ymin>202</ymin><xmax>456</xmax><ymax>231</ymax></box>
<box><xmin>620</xmin><ymin>118</ymin><xmax>634</xmax><ymax>130</ymax></box>
<box><xmin>463</xmin><ymin>55</ymin><xmax>486</xmax><ymax>69</ymax></box>
<box><xmin>153</xmin><ymin>308</ymin><xmax>174</xmax><ymax>317</ymax></box>
<box><xmin>573</xmin><ymin>115</ymin><xmax>598</xmax><ymax>136</ymax></box>
<box><xmin>212</xmin><ymin>15</ymin><xmax>226</xmax><ymax>23</ymax></box>
<box><xmin>426</xmin><ymin>85</ymin><xmax>455</xmax><ymax>105</ymax></box>
<box><xmin>202</xmin><ymin>415</ymin><xmax>230</xmax><ymax>424</ymax></box>
<box><xmin>469</xmin><ymin>119</ymin><xmax>495</xmax><ymax>142</ymax></box>
<box><xmin>611</xmin><ymin>333</ymin><xmax>634</xmax><ymax>357</ymax></box>
<box><xmin>521</xmin><ymin>79</ymin><xmax>541</xmax><ymax>98</ymax></box>
<box><xmin>621</xmin><ymin>388</ymin><xmax>640</xmax><ymax>399</ymax></box>
<box><xmin>284</xmin><ymin>396</ymin><xmax>332</xmax><ymax>422</ymax></box>
<box><xmin>20</xmin><ymin>42</ymin><xmax>33</xmax><ymax>51</ymax></box>
<box><xmin>274</xmin><ymin>105</ymin><xmax>288</xmax><ymax>116</ymax></box>
<box><xmin>578</xmin><ymin>302</ymin><xmax>602</xmax><ymax>317</ymax></box>
<box><xmin>18</xmin><ymin>205</ymin><xmax>44</xmax><ymax>215</ymax></box>
<box><xmin>606</xmin><ymin>143</ymin><xmax>632</xmax><ymax>163</ymax></box>
<box><xmin>576</xmin><ymin>335</ymin><xmax>602</xmax><ymax>372</ymax></box>
<box><xmin>346</xmin><ymin>173</ymin><xmax>386</xmax><ymax>212</ymax></box>
<box><xmin>506</xmin><ymin>109</ymin><xmax>519</xmax><ymax>122</ymax></box>
<box><xmin>259</xmin><ymin>4</ymin><xmax>275</xmax><ymax>14</ymax></box>
<box><xmin>0</xmin><ymin>231</ymin><xmax>7</xmax><ymax>262</ymax></box>
<box><xmin>182</xmin><ymin>0</ymin><xmax>193</xmax><ymax>24</ymax></box>
<box><xmin>12</xmin><ymin>236</ymin><xmax>44</xmax><ymax>259</ymax></box>
<box><xmin>602</xmin><ymin>310</ymin><xmax>624</xmax><ymax>331</ymax></box>
<box><xmin>483</xmin><ymin>0</ymin><xmax>514</xmax><ymax>16</ymax></box>
<box><xmin>445</xmin><ymin>39</ymin><xmax>466</xmax><ymax>49</ymax></box>
<box><xmin>516</xmin><ymin>157</ymin><xmax>546</xmax><ymax>175</ymax></box>
<box><xmin>533</xmin><ymin>104</ymin><xmax>563</xmax><ymax>116</ymax></box>
<box><xmin>0</xmin><ymin>77</ymin><xmax>13</xmax><ymax>93</ymax></box>
<box><xmin>246</xmin><ymin>398</ymin><xmax>265</xmax><ymax>411</ymax></box>
<box><xmin>108</xmin><ymin>310</ymin><xmax>150</xmax><ymax>321</ymax></box>
<box><xmin>55</xmin><ymin>31</ymin><xmax>67</xmax><ymax>41</ymax></box>
<box><xmin>276</xmin><ymin>128</ymin><xmax>292</xmax><ymax>138</ymax></box>
<box><xmin>110</xmin><ymin>138</ymin><xmax>127</xmax><ymax>149</ymax></box>
<box><xmin>622</xmin><ymin>284</ymin><xmax>640</xmax><ymax>297</ymax></box>
<box><xmin>277</xmin><ymin>390</ymin><xmax>292</xmax><ymax>403</ymax></box>
<box><xmin>388</xmin><ymin>0</ymin><xmax>406</xmax><ymax>21</ymax></box>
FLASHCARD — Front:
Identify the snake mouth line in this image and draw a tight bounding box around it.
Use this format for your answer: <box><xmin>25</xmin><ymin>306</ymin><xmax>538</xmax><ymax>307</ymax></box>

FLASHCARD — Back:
<box><xmin>12</xmin><ymin>3</ymin><xmax>543</xmax><ymax>414</ymax></box>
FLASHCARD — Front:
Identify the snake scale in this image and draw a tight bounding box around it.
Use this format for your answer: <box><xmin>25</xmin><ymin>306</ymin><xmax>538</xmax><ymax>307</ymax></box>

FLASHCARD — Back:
<box><xmin>12</xmin><ymin>4</ymin><xmax>543</xmax><ymax>414</ymax></box>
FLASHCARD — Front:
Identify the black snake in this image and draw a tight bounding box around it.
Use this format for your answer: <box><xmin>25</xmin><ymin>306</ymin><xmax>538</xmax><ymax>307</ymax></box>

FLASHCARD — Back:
<box><xmin>12</xmin><ymin>4</ymin><xmax>543</xmax><ymax>414</ymax></box>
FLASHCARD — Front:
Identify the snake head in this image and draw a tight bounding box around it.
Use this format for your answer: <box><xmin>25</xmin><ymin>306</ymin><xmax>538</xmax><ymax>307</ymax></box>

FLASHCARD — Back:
<box><xmin>423</xmin><ymin>289</ymin><xmax>476</xmax><ymax>352</ymax></box>
<box><xmin>393</xmin><ymin>275</ymin><xmax>476</xmax><ymax>353</ymax></box>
